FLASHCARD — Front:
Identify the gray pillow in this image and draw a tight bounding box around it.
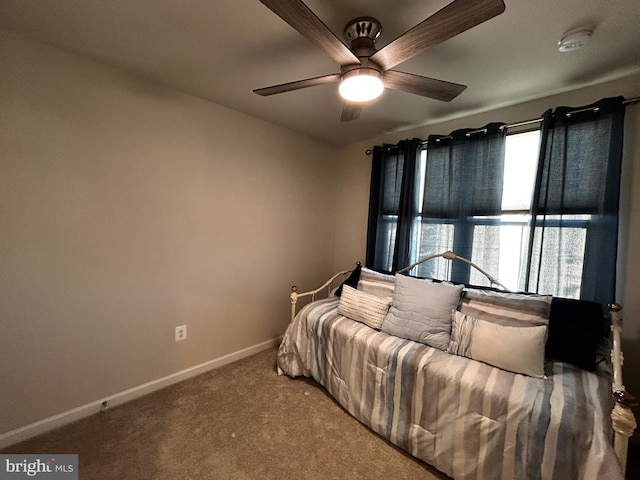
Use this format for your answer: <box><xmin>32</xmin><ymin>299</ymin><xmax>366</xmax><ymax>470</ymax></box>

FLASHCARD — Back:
<box><xmin>381</xmin><ymin>275</ymin><xmax>463</xmax><ymax>350</ymax></box>
<box><xmin>459</xmin><ymin>288</ymin><xmax>552</xmax><ymax>328</ymax></box>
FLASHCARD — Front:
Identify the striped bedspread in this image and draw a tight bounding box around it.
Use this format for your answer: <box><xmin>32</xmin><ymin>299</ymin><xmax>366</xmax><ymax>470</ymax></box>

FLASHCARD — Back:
<box><xmin>277</xmin><ymin>298</ymin><xmax>623</xmax><ymax>480</ymax></box>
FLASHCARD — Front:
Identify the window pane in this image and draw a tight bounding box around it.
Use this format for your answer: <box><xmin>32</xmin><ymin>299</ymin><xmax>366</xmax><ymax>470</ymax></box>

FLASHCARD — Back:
<box><xmin>414</xmin><ymin>221</ymin><xmax>454</xmax><ymax>279</ymax></box>
<box><xmin>375</xmin><ymin>215</ymin><xmax>397</xmax><ymax>272</ymax></box>
<box><xmin>502</xmin><ymin>131</ymin><xmax>540</xmax><ymax>211</ymax></box>
<box><xmin>470</xmin><ymin>223</ymin><xmax>501</xmax><ymax>287</ymax></box>
<box><xmin>527</xmin><ymin>215</ymin><xmax>589</xmax><ymax>298</ymax></box>
<box><xmin>497</xmin><ymin>214</ymin><xmax>531</xmax><ymax>291</ymax></box>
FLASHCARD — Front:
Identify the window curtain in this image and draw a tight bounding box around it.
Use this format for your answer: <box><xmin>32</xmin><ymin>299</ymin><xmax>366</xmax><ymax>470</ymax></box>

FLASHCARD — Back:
<box><xmin>366</xmin><ymin>138</ymin><xmax>422</xmax><ymax>272</ymax></box>
<box><xmin>419</xmin><ymin>123</ymin><xmax>506</xmax><ymax>282</ymax></box>
<box><xmin>525</xmin><ymin>97</ymin><xmax>626</xmax><ymax>305</ymax></box>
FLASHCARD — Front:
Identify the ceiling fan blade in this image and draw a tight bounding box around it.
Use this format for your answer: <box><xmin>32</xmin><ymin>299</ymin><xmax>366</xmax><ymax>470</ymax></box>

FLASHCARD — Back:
<box><xmin>254</xmin><ymin>73</ymin><xmax>341</xmax><ymax>96</ymax></box>
<box><xmin>259</xmin><ymin>0</ymin><xmax>360</xmax><ymax>66</ymax></box>
<box><xmin>384</xmin><ymin>70</ymin><xmax>466</xmax><ymax>102</ymax></box>
<box><xmin>340</xmin><ymin>101</ymin><xmax>362</xmax><ymax>122</ymax></box>
<box><xmin>370</xmin><ymin>0</ymin><xmax>505</xmax><ymax>71</ymax></box>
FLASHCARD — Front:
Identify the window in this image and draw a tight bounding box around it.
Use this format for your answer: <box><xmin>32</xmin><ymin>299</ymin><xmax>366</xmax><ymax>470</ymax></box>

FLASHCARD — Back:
<box><xmin>411</xmin><ymin>130</ymin><xmax>541</xmax><ymax>289</ymax></box>
<box><xmin>367</xmin><ymin>97</ymin><xmax>625</xmax><ymax>305</ymax></box>
<box><xmin>410</xmin><ymin>130</ymin><xmax>591</xmax><ymax>296</ymax></box>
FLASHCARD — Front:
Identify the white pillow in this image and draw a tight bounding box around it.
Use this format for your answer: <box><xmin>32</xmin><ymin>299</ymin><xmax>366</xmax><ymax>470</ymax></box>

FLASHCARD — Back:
<box><xmin>337</xmin><ymin>285</ymin><xmax>391</xmax><ymax>330</ymax></box>
<box><xmin>449</xmin><ymin>310</ymin><xmax>547</xmax><ymax>378</ymax></box>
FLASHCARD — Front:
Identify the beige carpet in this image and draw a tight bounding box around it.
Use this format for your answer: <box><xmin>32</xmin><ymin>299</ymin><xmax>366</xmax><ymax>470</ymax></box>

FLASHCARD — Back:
<box><xmin>2</xmin><ymin>347</ymin><xmax>449</xmax><ymax>479</ymax></box>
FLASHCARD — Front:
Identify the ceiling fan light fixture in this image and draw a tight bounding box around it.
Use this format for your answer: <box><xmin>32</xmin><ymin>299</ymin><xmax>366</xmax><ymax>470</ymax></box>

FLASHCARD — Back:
<box><xmin>339</xmin><ymin>68</ymin><xmax>384</xmax><ymax>103</ymax></box>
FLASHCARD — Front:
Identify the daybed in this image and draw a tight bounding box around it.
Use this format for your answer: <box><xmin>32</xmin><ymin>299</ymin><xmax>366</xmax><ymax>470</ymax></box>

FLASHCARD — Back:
<box><xmin>277</xmin><ymin>251</ymin><xmax>637</xmax><ymax>480</ymax></box>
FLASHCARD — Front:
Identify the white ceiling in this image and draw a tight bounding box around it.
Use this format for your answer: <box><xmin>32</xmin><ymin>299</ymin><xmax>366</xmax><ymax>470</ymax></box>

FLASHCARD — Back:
<box><xmin>1</xmin><ymin>0</ymin><xmax>639</xmax><ymax>147</ymax></box>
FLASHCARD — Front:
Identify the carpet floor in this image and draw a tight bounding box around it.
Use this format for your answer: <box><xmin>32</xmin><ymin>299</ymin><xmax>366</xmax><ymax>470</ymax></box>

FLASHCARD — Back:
<box><xmin>2</xmin><ymin>347</ymin><xmax>449</xmax><ymax>479</ymax></box>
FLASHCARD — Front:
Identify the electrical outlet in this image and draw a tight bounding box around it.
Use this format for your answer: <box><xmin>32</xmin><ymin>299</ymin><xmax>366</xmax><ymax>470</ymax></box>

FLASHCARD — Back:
<box><xmin>175</xmin><ymin>325</ymin><xmax>187</xmax><ymax>342</ymax></box>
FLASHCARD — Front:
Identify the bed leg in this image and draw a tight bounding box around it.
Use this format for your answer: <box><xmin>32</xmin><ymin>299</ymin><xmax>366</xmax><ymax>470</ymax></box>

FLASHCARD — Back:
<box><xmin>608</xmin><ymin>303</ymin><xmax>637</xmax><ymax>474</ymax></box>
<box><xmin>290</xmin><ymin>286</ymin><xmax>298</xmax><ymax>323</ymax></box>
<box><xmin>611</xmin><ymin>392</ymin><xmax>637</xmax><ymax>475</ymax></box>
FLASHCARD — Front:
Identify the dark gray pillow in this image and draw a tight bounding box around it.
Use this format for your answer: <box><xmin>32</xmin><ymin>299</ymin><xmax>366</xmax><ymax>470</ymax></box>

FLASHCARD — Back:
<box><xmin>546</xmin><ymin>297</ymin><xmax>605</xmax><ymax>371</ymax></box>
<box><xmin>381</xmin><ymin>274</ymin><xmax>463</xmax><ymax>350</ymax></box>
<box><xmin>334</xmin><ymin>264</ymin><xmax>361</xmax><ymax>297</ymax></box>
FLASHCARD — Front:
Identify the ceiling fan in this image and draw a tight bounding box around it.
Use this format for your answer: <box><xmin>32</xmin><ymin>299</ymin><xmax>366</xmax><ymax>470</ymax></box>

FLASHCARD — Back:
<box><xmin>254</xmin><ymin>0</ymin><xmax>506</xmax><ymax>122</ymax></box>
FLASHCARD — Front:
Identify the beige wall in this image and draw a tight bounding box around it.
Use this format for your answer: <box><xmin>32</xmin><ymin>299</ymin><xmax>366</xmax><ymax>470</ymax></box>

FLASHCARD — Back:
<box><xmin>0</xmin><ymin>30</ymin><xmax>338</xmax><ymax>436</ymax></box>
<box><xmin>333</xmin><ymin>72</ymin><xmax>640</xmax><ymax>414</ymax></box>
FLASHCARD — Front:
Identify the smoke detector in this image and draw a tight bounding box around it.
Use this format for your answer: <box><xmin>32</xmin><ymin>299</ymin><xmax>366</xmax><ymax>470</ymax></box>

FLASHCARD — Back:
<box><xmin>558</xmin><ymin>27</ymin><xmax>593</xmax><ymax>52</ymax></box>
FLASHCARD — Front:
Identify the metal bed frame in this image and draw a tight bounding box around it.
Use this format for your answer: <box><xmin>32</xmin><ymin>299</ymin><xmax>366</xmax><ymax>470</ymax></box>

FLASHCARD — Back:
<box><xmin>288</xmin><ymin>250</ymin><xmax>637</xmax><ymax>475</ymax></box>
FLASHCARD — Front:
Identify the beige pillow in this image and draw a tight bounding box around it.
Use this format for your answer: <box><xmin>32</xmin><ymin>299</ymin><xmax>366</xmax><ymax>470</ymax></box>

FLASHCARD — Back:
<box><xmin>338</xmin><ymin>285</ymin><xmax>391</xmax><ymax>330</ymax></box>
<box><xmin>449</xmin><ymin>310</ymin><xmax>547</xmax><ymax>378</ymax></box>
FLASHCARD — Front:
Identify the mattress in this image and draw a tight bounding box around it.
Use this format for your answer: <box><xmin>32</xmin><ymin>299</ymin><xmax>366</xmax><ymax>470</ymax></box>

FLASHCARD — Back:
<box><xmin>277</xmin><ymin>298</ymin><xmax>623</xmax><ymax>480</ymax></box>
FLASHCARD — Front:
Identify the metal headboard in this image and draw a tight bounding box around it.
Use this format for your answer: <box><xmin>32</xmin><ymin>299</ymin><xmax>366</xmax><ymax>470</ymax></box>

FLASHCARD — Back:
<box><xmin>396</xmin><ymin>250</ymin><xmax>508</xmax><ymax>290</ymax></box>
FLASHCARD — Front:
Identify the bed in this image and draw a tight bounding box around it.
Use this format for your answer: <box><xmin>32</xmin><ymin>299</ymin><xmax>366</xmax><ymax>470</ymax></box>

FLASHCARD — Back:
<box><xmin>277</xmin><ymin>251</ymin><xmax>637</xmax><ymax>480</ymax></box>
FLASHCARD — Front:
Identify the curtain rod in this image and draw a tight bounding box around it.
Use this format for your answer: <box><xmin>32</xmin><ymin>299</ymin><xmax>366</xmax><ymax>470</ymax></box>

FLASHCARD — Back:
<box><xmin>365</xmin><ymin>95</ymin><xmax>640</xmax><ymax>155</ymax></box>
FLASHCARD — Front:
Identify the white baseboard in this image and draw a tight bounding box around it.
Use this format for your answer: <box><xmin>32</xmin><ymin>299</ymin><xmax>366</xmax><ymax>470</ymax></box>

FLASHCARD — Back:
<box><xmin>0</xmin><ymin>337</ymin><xmax>281</xmax><ymax>450</ymax></box>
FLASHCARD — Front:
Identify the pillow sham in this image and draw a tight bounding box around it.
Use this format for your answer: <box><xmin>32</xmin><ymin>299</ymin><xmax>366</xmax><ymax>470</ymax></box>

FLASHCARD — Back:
<box><xmin>357</xmin><ymin>267</ymin><xmax>395</xmax><ymax>298</ymax></box>
<box><xmin>449</xmin><ymin>310</ymin><xmax>547</xmax><ymax>378</ymax></box>
<box><xmin>459</xmin><ymin>288</ymin><xmax>552</xmax><ymax>328</ymax></box>
<box><xmin>337</xmin><ymin>285</ymin><xmax>391</xmax><ymax>330</ymax></box>
<box><xmin>381</xmin><ymin>274</ymin><xmax>463</xmax><ymax>350</ymax></box>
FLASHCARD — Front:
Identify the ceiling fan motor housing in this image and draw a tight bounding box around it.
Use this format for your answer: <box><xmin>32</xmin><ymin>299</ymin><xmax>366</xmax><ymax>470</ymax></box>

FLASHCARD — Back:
<box><xmin>343</xmin><ymin>17</ymin><xmax>382</xmax><ymax>66</ymax></box>
<box><xmin>343</xmin><ymin>17</ymin><xmax>382</xmax><ymax>44</ymax></box>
